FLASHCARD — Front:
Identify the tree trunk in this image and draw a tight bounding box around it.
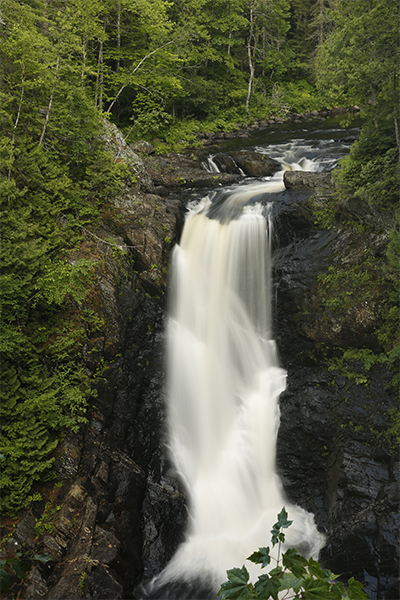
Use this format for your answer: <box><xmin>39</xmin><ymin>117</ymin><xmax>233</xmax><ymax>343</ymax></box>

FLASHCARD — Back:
<box><xmin>8</xmin><ymin>65</ymin><xmax>25</xmax><ymax>195</ymax></box>
<box><xmin>394</xmin><ymin>74</ymin><xmax>400</xmax><ymax>160</ymax></box>
<box><xmin>39</xmin><ymin>55</ymin><xmax>60</xmax><ymax>146</ymax></box>
<box><xmin>245</xmin><ymin>1</ymin><xmax>255</xmax><ymax>113</ymax></box>
<box><xmin>82</xmin><ymin>40</ymin><xmax>87</xmax><ymax>83</ymax></box>
<box><xmin>394</xmin><ymin>114</ymin><xmax>400</xmax><ymax>159</ymax></box>
<box><xmin>97</xmin><ymin>41</ymin><xmax>104</xmax><ymax>110</ymax></box>
<box><xmin>116</xmin><ymin>0</ymin><xmax>121</xmax><ymax>72</ymax></box>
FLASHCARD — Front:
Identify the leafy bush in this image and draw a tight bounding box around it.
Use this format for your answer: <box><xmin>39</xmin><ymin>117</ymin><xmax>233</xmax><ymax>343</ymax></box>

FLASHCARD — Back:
<box><xmin>284</xmin><ymin>81</ymin><xmax>325</xmax><ymax>113</ymax></box>
<box><xmin>130</xmin><ymin>93</ymin><xmax>174</xmax><ymax>140</ymax></box>
<box><xmin>218</xmin><ymin>508</ymin><xmax>367</xmax><ymax>600</ymax></box>
<box><xmin>333</xmin><ymin>129</ymin><xmax>399</xmax><ymax>209</ymax></box>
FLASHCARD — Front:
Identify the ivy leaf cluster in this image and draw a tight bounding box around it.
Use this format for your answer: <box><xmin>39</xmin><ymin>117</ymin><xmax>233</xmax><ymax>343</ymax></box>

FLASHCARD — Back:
<box><xmin>218</xmin><ymin>508</ymin><xmax>367</xmax><ymax>600</ymax></box>
<box><xmin>0</xmin><ymin>552</ymin><xmax>52</xmax><ymax>594</ymax></box>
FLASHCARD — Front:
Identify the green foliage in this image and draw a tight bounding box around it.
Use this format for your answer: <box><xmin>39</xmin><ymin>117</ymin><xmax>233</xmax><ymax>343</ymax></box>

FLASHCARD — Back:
<box><xmin>130</xmin><ymin>92</ymin><xmax>175</xmax><ymax>139</ymax></box>
<box><xmin>317</xmin><ymin>259</ymin><xmax>377</xmax><ymax>312</ymax></box>
<box><xmin>280</xmin><ymin>80</ymin><xmax>324</xmax><ymax>114</ymax></box>
<box><xmin>0</xmin><ymin>552</ymin><xmax>52</xmax><ymax>594</ymax></box>
<box><xmin>333</xmin><ymin>130</ymin><xmax>399</xmax><ymax>209</ymax></box>
<box><xmin>310</xmin><ymin>201</ymin><xmax>336</xmax><ymax>230</ymax></box>
<box><xmin>218</xmin><ymin>508</ymin><xmax>367</xmax><ymax>600</ymax></box>
<box><xmin>0</xmin><ymin>0</ymin><xmax>125</xmax><ymax>515</ymax></box>
<box><xmin>79</xmin><ymin>570</ymin><xmax>87</xmax><ymax>596</ymax></box>
<box><xmin>316</xmin><ymin>248</ymin><xmax>399</xmax><ymax>389</ymax></box>
<box><xmin>383</xmin><ymin>406</ymin><xmax>400</xmax><ymax>449</ymax></box>
<box><xmin>34</xmin><ymin>501</ymin><xmax>62</xmax><ymax>536</ymax></box>
<box><xmin>0</xmin><ymin>553</ymin><xmax>31</xmax><ymax>594</ymax></box>
<box><xmin>148</xmin><ymin>115</ymin><xmax>242</xmax><ymax>154</ymax></box>
<box><xmin>315</xmin><ymin>0</ymin><xmax>400</xmax><ymax>127</ymax></box>
<box><xmin>326</xmin><ymin>348</ymin><xmax>384</xmax><ymax>386</ymax></box>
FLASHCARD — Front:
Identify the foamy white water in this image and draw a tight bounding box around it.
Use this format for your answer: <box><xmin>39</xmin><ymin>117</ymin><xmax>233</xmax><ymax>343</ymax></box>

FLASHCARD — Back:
<box><xmin>160</xmin><ymin>165</ymin><xmax>325</xmax><ymax>590</ymax></box>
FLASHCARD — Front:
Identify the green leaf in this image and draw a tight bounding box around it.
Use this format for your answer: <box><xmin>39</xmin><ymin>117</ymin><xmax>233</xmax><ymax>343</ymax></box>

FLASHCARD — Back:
<box><xmin>302</xmin><ymin>576</ymin><xmax>331</xmax><ymax>599</ymax></box>
<box><xmin>11</xmin><ymin>559</ymin><xmax>30</xmax><ymax>579</ymax></box>
<box><xmin>279</xmin><ymin>571</ymin><xmax>303</xmax><ymax>592</ymax></box>
<box><xmin>276</xmin><ymin>507</ymin><xmax>293</xmax><ymax>530</ymax></box>
<box><xmin>0</xmin><ymin>568</ymin><xmax>10</xmax><ymax>593</ymax></box>
<box><xmin>331</xmin><ymin>581</ymin><xmax>346</xmax><ymax>600</ymax></box>
<box><xmin>247</xmin><ymin>546</ymin><xmax>271</xmax><ymax>568</ymax></box>
<box><xmin>218</xmin><ymin>566</ymin><xmax>255</xmax><ymax>600</ymax></box>
<box><xmin>282</xmin><ymin>548</ymin><xmax>308</xmax><ymax>578</ymax></box>
<box><xmin>254</xmin><ymin>573</ymin><xmax>281</xmax><ymax>600</ymax></box>
<box><xmin>270</xmin><ymin>507</ymin><xmax>292</xmax><ymax>546</ymax></box>
<box><xmin>346</xmin><ymin>577</ymin><xmax>368</xmax><ymax>600</ymax></box>
<box><xmin>308</xmin><ymin>556</ymin><xmax>338</xmax><ymax>582</ymax></box>
<box><xmin>269</xmin><ymin>566</ymin><xmax>283</xmax><ymax>578</ymax></box>
<box><xmin>32</xmin><ymin>553</ymin><xmax>52</xmax><ymax>563</ymax></box>
<box><xmin>307</xmin><ymin>556</ymin><xmax>325</xmax><ymax>579</ymax></box>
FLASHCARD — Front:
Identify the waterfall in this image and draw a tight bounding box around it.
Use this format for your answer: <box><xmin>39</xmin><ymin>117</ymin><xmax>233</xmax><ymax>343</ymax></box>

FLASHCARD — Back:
<box><xmin>201</xmin><ymin>155</ymin><xmax>220</xmax><ymax>173</ymax></box>
<box><xmin>157</xmin><ymin>178</ymin><xmax>325</xmax><ymax>594</ymax></box>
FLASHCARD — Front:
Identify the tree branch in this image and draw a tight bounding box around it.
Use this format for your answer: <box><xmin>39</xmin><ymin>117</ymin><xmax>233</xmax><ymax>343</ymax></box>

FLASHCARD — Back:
<box><xmin>38</xmin><ymin>54</ymin><xmax>60</xmax><ymax>146</ymax></box>
<box><xmin>106</xmin><ymin>40</ymin><xmax>174</xmax><ymax>113</ymax></box>
<box><xmin>8</xmin><ymin>65</ymin><xmax>25</xmax><ymax>194</ymax></box>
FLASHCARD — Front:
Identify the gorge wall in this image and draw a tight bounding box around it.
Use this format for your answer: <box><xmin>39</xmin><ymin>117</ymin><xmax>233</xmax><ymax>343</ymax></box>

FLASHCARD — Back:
<box><xmin>3</xmin><ymin>123</ymin><xmax>398</xmax><ymax>600</ymax></box>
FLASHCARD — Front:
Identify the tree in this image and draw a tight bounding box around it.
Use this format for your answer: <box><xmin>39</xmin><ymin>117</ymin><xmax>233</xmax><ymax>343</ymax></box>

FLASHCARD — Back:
<box><xmin>315</xmin><ymin>0</ymin><xmax>400</xmax><ymax>140</ymax></box>
<box><xmin>309</xmin><ymin>0</ymin><xmax>335</xmax><ymax>47</ymax></box>
<box><xmin>102</xmin><ymin>0</ymin><xmax>176</xmax><ymax>121</ymax></box>
<box><xmin>0</xmin><ymin>0</ymin><xmax>125</xmax><ymax>514</ymax></box>
<box><xmin>245</xmin><ymin>0</ymin><xmax>292</xmax><ymax>112</ymax></box>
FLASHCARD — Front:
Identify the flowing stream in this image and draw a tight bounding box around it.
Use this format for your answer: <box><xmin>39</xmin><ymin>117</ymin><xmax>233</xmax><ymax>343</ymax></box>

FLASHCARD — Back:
<box><xmin>149</xmin><ymin>121</ymin><xmax>358</xmax><ymax>597</ymax></box>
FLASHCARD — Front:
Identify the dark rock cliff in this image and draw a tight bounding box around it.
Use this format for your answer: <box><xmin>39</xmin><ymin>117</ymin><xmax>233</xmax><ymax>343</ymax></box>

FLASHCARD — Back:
<box><xmin>3</xmin><ymin>127</ymin><xmax>398</xmax><ymax>600</ymax></box>
<box><xmin>272</xmin><ymin>174</ymin><xmax>398</xmax><ymax>600</ymax></box>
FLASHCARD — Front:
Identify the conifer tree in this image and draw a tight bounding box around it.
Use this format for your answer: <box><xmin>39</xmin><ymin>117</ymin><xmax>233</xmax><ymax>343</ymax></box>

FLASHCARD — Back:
<box><xmin>0</xmin><ymin>0</ymin><xmax>125</xmax><ymax>514</ymax></box>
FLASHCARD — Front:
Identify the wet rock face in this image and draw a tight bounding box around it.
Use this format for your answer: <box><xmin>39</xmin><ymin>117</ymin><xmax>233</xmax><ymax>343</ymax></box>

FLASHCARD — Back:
<box><xmin>139</xmin><ymin>149</ymin><xmax>281</xmax><ymax>192</ymax></box>
<box><xmin>272</xmin><ymin>182</ymin><xmax>399</xmax><ymax>599</ymax></box>
<box><xmin>276</xmin><ymin>363</ymin><xmax>398</xmax><ymax>598</ymax></box>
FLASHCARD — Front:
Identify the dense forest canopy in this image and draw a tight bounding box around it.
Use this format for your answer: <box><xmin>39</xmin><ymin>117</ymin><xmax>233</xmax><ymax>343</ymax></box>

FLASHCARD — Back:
<box><xmin>0</xmin><ymin>0</ymin><xmax>399</xmax><ymax>515</ymax></box>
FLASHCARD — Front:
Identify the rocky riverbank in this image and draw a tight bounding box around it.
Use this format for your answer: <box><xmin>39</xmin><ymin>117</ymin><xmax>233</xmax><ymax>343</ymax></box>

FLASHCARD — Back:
<box><xmin>1</xmin><ymin>120</ymin><xmax>398</xmax><ymax>600</ymax></box>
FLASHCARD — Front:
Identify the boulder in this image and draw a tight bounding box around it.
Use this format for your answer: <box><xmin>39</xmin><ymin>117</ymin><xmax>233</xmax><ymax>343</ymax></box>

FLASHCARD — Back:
<box><xmin>130</xmin><ymin>140</ymin><xmax>154</xmax><ymax>155</ymax></box>
<box><xmin>211</xmin><ymin>153</ymin><xmax>243</xmax><ymax>175</ymax></box>
<box><xmin>83</xmin><ymin>566</ymin><xmax>124</xmax><ymax>599</ymax></box>
<box><xmin>142</xmin><ymin>153</ymin><xmax>240</xmax><ymax>194</ymax></box>
<box><xmin>284</xmin><ymin>170</ymin><xmax>333</xmax><ymax>189</ymax></box>
<box><xmin>229</xmin><ymin>151</ymin><xmax>281</xmax><ymax>176</ymax></box>
<box><xmin>102</xmin><ymin>121</ymin><xmax>155</xmax><ymax>194</ymax></box>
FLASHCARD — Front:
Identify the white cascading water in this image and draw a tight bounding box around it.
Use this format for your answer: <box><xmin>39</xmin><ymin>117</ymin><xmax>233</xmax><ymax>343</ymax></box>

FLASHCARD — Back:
<box><xmin>155</xmin><ymin>130</ymin><xmax>354</xmax><ymax>592</ymax></box>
